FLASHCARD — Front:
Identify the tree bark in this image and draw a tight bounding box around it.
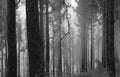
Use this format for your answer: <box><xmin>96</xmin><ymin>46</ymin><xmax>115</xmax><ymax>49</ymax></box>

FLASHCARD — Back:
<box><xmin>102</xmin><ymin>0</ymin><xmax>107</xmax><ymax>68</ymax></box>
<box><xmin>107</xmin><ymin>0</ymin><xmax>115</xmax><ymax>77</ymax></box>
<box><xmin>58</xmin><ymin>10</ymin><xmax>62</xmax><ymax>77</ymax></box>
<box><xmin>26</xmin><ymin>0</ymin><xmax>45</xmax><ymax>77</ymax></box>
<box><xmin>81</xmin><ymin>0</ymin><xmax>87</xmax><ymax>72</ymax></box>
<box><xmin>52</xmin><ymin>23</ymin><xmax>55</xmax><ymax>77</ymax></box>
<box><xmin>7</xmin><ymin>0</ymin><xmax>17</xmax><ymax>77</ymax></box>
<box><xmin>90</xmin><ymin>10</ymin><xmax>94</xmax><ymax>70</ymax></box>
<box><xmin>45</xmin><ymin>0</ymin><xmax>49</xmax><ymax>76</ymax></box>
<box><xmin>102</xmin><ymin>0</ymin><xmax>115</xmax><ymax>77</ymax></box>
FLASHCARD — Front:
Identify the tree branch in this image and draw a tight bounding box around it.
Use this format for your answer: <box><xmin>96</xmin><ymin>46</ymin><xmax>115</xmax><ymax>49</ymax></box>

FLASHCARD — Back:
<box><xmin>16</xmin><ymin>0</ymin><xmax>21</xmax><ymax>7</ymax></box>
<box><xmin>61</xmin><ymin>32</ymin><xmax>69</xmax><ymax>40</ymax></box>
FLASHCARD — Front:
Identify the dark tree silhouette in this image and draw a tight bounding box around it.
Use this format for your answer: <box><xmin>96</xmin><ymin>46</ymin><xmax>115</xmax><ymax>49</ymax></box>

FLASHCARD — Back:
<box><xmin>102</xmin><ymin>0</ymin><xmax>115</xmax><ymax>77</ymax></box>
<box><xmin>7</xmin><ymin>0</ymin><xmax>17</xmax><ymax>77</ymax></box>
<box><xmin>26</xmin><ymin>0</ymin><xmax>45</xmax><ymax>77</ymax></box>
<box><xmin>58</xmin><ymin>10</ymin><xmax>62</xmax><ymax>77</ymax></box>
<box><xmin>45</xmin><ymin>0</ymin><xmax>49</xmax><ymax>75</ymax></box>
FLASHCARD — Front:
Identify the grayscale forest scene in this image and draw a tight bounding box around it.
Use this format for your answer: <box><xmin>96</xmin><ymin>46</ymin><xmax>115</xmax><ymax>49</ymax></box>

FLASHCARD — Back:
<box><xmin>0</xmin><ymin>0</ymin><xmax>119</xmax><ymax>77</ymax></box>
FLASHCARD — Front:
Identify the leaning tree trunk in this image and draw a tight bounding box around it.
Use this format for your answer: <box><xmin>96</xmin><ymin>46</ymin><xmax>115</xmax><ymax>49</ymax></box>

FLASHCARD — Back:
<box><xmin>26</xmin><ymin>0</ymin><xmax>45</xmax><ymax>77</ymax></box>
<box><xmin>7</xmin><ymin>0</ymin><xmax>17</xmax><ymax>77</ymax></box>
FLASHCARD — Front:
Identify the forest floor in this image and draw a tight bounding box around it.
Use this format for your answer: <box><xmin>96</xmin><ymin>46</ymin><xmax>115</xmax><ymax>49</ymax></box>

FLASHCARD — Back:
<box><xmin>48</xmin><ymin>64</ymin><xmax>120</xmax><ymax>77</ymax></box>
<box><xmin>56</xmin><ymin>63</ymin><xmax>120</xmax><ymax>77</ymax></box>
<box><xmin>116</xmin><ymin>63</ymin><xmax>120</xmax><ymax>77</ymax></box>
<box><xmin>71</xmin><ymin>63</ymin><xmax>120</xmax><ymax>77</ymax></box>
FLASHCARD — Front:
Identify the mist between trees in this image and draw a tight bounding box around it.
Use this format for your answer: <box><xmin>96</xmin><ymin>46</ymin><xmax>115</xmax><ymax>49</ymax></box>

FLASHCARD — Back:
<box><xmin>0</xmin><ymin>0</ymin><xmax>119</xmax><ymax>77</ymax></box>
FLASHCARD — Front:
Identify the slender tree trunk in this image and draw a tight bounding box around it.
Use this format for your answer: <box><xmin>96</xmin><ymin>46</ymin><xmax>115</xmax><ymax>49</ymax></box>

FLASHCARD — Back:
<box><xmin>45</xmin><ymin>0</ymin><xmax>49</xmax><ymax>76</ymax></box>
<box><xmin>91</xmin><ymin>10</ymin><xmax>94</xmax><ymax>70</ymax></box>
<box><xmin>17</xmin><ymin>41</ymin><xmax>20</xmax><ymax>77</ymax></box>
<box><xmin>52</xmin><ymin>24</ymin><xmax>55</xmax><ymax>77</ymax></box>
<box><xmin>39</xmin><ymin>0</ymin><xmax>45</xmax><ymax>76</ymax></box>
<box><xmin>68</xmin><ymin>20</ymin><xmax>71</xmax><ymax>76</ymax></box>
<box><xmin>5</xmin><ymin>39</ymin><xmax>8</xmax><ymax>77</ymax></box>
<box><xmin>81</xmin><ymin>1</ymin><xmax>87</xmax><ymax>72</ymax></box>
<box><xmin>68</xmin><ymin>12</ymin><xmax>71</xmax><ymax>76</ymax></box>
<box><xmin>7</xmin><ymin>0</ymin><xmax>17</xmax><ymax>77</ymax></box>
<box><xmin>1</xmin><ymin>40</ymin><xmax>3</xmax><ymax>77</ymax></box>
<box><xmin>26</xmin><ymin>0</ymin><xmax>44</xmax><ymax>77</ymax></box>
<box><xmin>58</xmin><ymin>10</ymin><xmax>62</xmax><ymax>77</ymax></box>
<box><xmin>102</xmin><ymin>0</ymin><xmax>107</xmax><ymax>68</ymax></box>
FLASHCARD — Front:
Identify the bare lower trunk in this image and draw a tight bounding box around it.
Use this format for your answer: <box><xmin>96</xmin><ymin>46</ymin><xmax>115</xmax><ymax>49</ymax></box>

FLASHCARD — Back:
<box><xmin>7</xmin><ymin>0</ymin><xmax>17</xmax><ymax>77</ymax></box>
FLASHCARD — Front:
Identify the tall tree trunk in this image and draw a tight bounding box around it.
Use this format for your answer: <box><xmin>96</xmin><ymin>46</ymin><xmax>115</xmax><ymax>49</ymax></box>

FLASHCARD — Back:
<box><xmin>91</xmin><ymin>10</ymin><xmax>94</xmax><ymax>70</ymax></box>
<box><xmin>52</xmin><ymin>24</ymin><xmax>55</xmax><ymax>77</ymax></box>
<box><xmin>1</xmin><ymin>39</ymin><xmax>3</xmax><ymax>77</ymax></box>
<box><xmin>26</xmin><ymin>0</ymin><xmax>44</xmax><ymax>77</ymax></box>
<box><xmin>7</xmin><ymin>0</ymin><xmax>17</xmax><ymax>77</ymax></box>
<box><xmin>39</xmin><ymin>0</ymin><xmax>45</xmax><ymax>76</ymax></box>
<box><xmin>17</xmin><ymin>41</ymin><xmax>20</xmax><ymax>77</ymax></box>
<box><xmin>102</xmin><ymin>0</ymin><xmax>115</xmax><ymax>77</ymax></box>
<box><xmin>45</xmin><ymin>0</ymin><xmax>49</xmax><ymax>76</ymax></box>
<box><xmin>107</xmin><ymin>0</ymin><xmax>115</xmax><ymax>77</ymax></box>
<box><xmin>5</xmin><ymin>39</ymin><xmax>8</xmax><ymax>77</ymax></box>
<box><xmin>58</xmin><ymin>10</ymin><xmax>62</xmax><ymax>77</ymax></box>
<box><xmin>81</xmin><ymin>1</ymin><xmax>87</xmax><ymax>72</ymax></box>
<box><xmin>69</xmin><ymin>35</ymin><xmax>71</xmax><ymax>76</ymax></box>
<box><xmin>102</xmin><ymin>0</ymin><xmax>107</xmax><ymax>68</ymax></box>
